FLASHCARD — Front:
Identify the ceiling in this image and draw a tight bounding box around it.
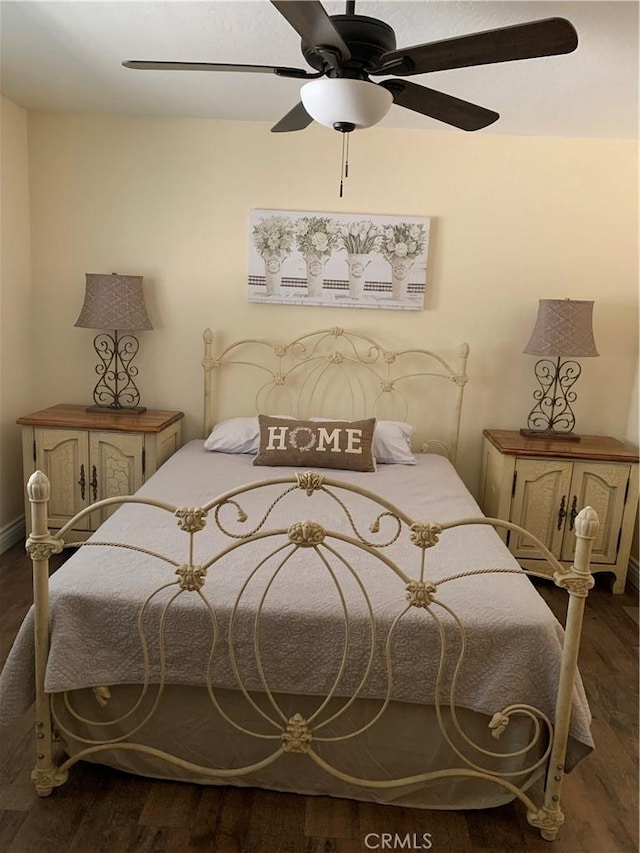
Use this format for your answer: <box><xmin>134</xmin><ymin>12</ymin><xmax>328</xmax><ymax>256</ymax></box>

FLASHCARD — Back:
<box><xmin>1</xmin><ymin>1</ymin><xmax>638</xmax><ymax>139</ymax></box>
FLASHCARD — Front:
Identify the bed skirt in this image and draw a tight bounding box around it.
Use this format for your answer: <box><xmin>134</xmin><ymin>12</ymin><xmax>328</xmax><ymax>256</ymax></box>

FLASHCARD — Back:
<box><xmin>58</xmin><ymin>684</ymin><xmax>553</xmax><ymax>810</ymax></box>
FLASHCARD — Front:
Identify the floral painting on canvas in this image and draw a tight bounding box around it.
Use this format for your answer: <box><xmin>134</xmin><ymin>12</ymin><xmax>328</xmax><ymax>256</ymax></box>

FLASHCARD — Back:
<box><xmin>248</xmin><ymin>209</ymin><xmax>431</xmax><ymax>310</ymax></box>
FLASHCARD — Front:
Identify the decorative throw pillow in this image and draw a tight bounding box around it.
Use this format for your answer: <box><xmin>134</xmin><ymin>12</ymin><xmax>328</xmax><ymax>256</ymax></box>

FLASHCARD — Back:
<box><xmin>253</xmin><ymin>415</ymin><xmax>377</xmax><ymax>472</ymax></box>
<box><xmin>204</xmin><ymin>416</ymin><xmax>416</xmax><ymax>464</ymax></box>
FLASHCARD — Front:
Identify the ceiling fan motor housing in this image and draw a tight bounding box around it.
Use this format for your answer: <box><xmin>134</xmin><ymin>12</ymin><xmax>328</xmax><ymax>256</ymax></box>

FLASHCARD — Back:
<box><xmin>302</xmin><ymin>14</ymin><xmax>396</xmax><ymax>79</ymax></box>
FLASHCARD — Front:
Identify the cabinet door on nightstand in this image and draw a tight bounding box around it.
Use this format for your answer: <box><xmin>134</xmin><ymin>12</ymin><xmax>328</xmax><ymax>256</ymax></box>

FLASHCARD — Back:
<box><xmin>509</xmin><ymin>459</ymin><xmax>573</xmax><ymax>559</ymax></box>
<box><xmin>560</xmin><ymin>462</ymin><xmax>631</xmax><ymax>565</ymax></box>
<box><xmin>89</xmin><ymin>432</ymin><xmax>144</xmax><ymax>527</ymax></box>
<box><xmin>34</xmin><ymin>428</ymin><xmax>91</xmax><ymax>530</ymax></box>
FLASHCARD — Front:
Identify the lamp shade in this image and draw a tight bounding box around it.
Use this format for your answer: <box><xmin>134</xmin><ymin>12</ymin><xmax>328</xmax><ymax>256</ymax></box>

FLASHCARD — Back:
<box><xmin>75</xmin><ymin>273</ymin><xmax>153</xmax><ymax>331</ymax></box>
<box><xmin>523</xmin><ymin>299</ymin><xmax>598</xmax><ymax>358</ymax></box>
<box><xmin>301</xmin><ymin>78</ymin><xmax>393</xmax><ymax>129</ymax></box>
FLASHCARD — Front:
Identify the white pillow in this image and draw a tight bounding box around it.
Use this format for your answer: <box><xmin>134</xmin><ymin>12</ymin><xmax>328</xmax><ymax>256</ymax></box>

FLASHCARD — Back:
<box><xmin>373</xmin><ymin>420</ymin><xmax>416</xmax><ymax>465</ymax></box>
<box><xmin>204</xmin><ymin>417</ymin><xmax>416</xmax><ymax>465</ymax></box>
<box><xmin>203</xmin><ymin>417</ymin><xmax>260</xmax><ymax>454</ymax></box>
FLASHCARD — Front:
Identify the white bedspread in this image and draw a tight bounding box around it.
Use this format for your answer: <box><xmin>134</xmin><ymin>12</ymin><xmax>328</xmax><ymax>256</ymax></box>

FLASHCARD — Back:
<box><xmin>0</xmin><ymin>442</ymin><xmax>593</xmax><ymax>764</ymax></box>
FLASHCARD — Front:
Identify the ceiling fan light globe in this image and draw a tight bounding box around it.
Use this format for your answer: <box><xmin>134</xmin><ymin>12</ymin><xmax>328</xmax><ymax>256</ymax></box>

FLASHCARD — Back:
<box><xmin>300</xmin><ymin>78</ymin><xmax>393</xmax><ymax>130</ymax></box>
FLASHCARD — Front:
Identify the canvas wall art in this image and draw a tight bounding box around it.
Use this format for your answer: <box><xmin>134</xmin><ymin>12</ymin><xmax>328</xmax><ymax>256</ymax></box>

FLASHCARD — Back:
<box><xmin>248</xmin><ymin>209</ymin><xmax>431</xmax><ymax>310</ymax></box>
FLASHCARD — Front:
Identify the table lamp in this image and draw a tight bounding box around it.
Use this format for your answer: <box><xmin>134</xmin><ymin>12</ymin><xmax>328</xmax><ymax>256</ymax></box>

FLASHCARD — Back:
<box><xmin>75</xmin><ymin>272</ymin><xmax>153</xmax><ymax>413</ymax></box>
<box><xmin>521</xmin><ymin>298</ymin><xmax>598</xmax><ymax>440</ymax></box>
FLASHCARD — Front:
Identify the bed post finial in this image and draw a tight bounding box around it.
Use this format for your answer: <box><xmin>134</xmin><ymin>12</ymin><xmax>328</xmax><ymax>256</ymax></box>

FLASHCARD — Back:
<box><xmin>573</xmin><ymin>505</ymin><xmax>599</xmax><ymax>542</ymax></box>
<box><xmin>27</xmin><ymin>470</ymin><xmax>50</xmax><ymax>503</ymax></box>
<box><xmin>26</xmin><ymin>471</ymin><xmax>62</xmax><ymax>560</ymax></box>
<box><xmin>554</xmin><ymin>506</ymin><xmax>597</xmax><ymax>597</ymax></box>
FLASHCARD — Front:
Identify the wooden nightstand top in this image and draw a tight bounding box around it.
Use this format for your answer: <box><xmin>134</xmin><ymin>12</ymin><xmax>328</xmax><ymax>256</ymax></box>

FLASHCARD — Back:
<box><xmin>17</xmin><ymin>404</ymin><xmax>184</xmax><ymax>433</ymax></box>
<box><xmin>483</xmin><ymin>429</ymin><xmax>639</xmax><ymax>464</ymax></box>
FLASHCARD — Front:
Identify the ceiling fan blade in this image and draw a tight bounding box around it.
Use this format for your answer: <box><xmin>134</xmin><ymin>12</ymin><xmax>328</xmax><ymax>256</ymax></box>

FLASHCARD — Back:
<box><xmin>372</xmin><ymin>17</ymin><xmax>578</xmax><ymax>76</ymax></box>
<box><xmin>122</xmin><ymin>60</ymin><xmax>317</xmax><ymax>79</ymax></box>
<box><xmin>379</xmin><ymin>79</ymin><xmax>499</xmax><ymax>131</ymax></box>
<box><xmin>270</xmin><ymin>0</ymin><xmax>351</xmax><ymax>62</ymax></box>
<box><xmin>271</xmin><ymin>102</ymin><xmax>314</xmax><ymax>133</ymax></box>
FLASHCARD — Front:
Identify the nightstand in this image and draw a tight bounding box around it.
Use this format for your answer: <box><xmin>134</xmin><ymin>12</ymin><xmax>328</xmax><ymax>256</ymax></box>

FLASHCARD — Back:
<box><xmin>18</xmin><ymin>404</ymin><xmax>184</xmax><ymax>539</ymax></box>
<box><xmin>479</xmin><ymin>429</ymin><xmax>639</xmax><ymax>593</ymax></box>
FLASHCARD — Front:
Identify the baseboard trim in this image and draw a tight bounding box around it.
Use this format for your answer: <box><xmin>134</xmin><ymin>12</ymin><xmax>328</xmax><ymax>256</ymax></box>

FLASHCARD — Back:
<box><xmin>628</xmin><ymin>556</ymin><xmax>639</xmax><ymax>594</ymax></box>
<box><xmin>0</xmin><ymin>515</ymin><xmax>25</xmax><ymax>555</ymax></box>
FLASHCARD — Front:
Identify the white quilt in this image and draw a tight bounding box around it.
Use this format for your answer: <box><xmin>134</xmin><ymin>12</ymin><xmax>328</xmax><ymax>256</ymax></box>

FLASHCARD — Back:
<box><xmin>0</xmin><ymin>442</ymin><xmax>593</xmax><ymax>765</ymax></box>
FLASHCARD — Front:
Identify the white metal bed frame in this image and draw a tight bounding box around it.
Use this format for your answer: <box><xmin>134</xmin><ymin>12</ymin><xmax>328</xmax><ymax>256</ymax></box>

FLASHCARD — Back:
<box><xmin>24</xmin><ymin>327</ymin><xmax>597</xmax><ymax>842</ymax></box>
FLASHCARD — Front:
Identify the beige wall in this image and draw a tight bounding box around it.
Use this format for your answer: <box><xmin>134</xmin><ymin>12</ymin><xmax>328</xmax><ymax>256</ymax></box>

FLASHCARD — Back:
<box><xmin>0</xmin><ymin>97</ymin><xmax>33</xmax><ymax>531</ymax></box>
<box><xmin>4</xmin><ymin>112</ymin><xmax>638</xmax><ymax>517</ymax></box>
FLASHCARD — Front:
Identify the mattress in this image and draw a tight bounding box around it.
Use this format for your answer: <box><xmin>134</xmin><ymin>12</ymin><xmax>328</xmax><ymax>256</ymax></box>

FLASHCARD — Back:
<box><xmin>0</xmin><ymin>441</ymin><xmax>593</xmax><ymax>805</ymax></box>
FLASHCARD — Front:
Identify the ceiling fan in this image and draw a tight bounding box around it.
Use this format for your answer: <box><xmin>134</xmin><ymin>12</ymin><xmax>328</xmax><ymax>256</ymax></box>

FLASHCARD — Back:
<box><xmin>123</xmin><ymin>0</ymin><xmax>578</xmax><ymax>134</ymax></box>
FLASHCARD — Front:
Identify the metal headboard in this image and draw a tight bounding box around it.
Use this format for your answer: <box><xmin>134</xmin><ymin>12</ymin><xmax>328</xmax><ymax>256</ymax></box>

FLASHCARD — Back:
<box><xmin>202</xmin><ymin>327</ymin><xmax>469</xmax><ymax>466</ymax></box>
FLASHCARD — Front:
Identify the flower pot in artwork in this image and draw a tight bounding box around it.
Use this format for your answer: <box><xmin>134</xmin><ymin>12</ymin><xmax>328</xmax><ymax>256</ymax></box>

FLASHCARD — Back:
<box><xmin>304</xmin><ymin>252</ymin><xmax>327</xmax><ymax>298</ymax></box>
<box><xmin>263</xmin><ymin>250</ymin><xmax>286</xmax><ymax>296</ymax></box>
<box><xmin>346</xmin><ymin>253</ymin><xmax>370</xmax><ymax>300</ymax></box>
<box><xmin>390</xmin><ymin>256</ymin><xmax>415</xmax><ymax>300</ymax></box>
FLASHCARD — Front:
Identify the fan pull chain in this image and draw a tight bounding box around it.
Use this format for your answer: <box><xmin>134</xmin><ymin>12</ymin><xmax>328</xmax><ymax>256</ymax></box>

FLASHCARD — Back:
<box><xmin>344</xmin><ymin>131</ymin><xmax>350</xmax><ymax>178</ymax></box>
<box><xmin>339</xmin><ymin>131</ymin><xmax>351</xmax><ymax>198</ymax></box>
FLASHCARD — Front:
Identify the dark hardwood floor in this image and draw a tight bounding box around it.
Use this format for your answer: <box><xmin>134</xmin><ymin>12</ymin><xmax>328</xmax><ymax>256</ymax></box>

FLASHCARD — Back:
<box><xmin>0</xmin><ymin>541</ymin><xmax>637</xmax><ymax>853</ymax></box>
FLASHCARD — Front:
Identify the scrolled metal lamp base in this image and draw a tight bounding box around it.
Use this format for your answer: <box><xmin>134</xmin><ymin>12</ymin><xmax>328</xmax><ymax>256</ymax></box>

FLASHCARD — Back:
<box><xmin>520</xmin><ymin>357</ymin><xmax>581</xmax><ymax>442</ymax></box>
<box><xmin>87</xmin><ymin>331</ymin><xmax>147</xmax><ymax>415</ymax></box>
